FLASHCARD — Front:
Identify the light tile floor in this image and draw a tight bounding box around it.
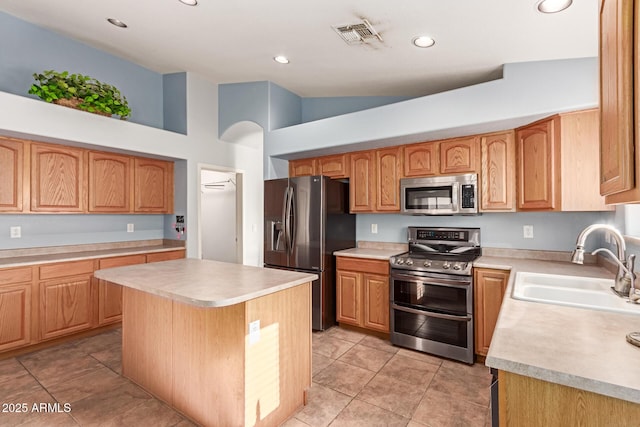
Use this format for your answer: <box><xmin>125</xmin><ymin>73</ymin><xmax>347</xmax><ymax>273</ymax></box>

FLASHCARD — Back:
<box><xmin>0</xmin><ymin>326</ymin><xmax>492</xmax><ymax>427</ymax></box>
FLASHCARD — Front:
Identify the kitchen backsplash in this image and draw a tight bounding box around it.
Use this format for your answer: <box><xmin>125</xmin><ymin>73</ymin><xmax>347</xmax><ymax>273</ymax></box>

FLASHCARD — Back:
<box><xmin>355</xmin><ymin>211</ymin><xmax>615</xmax><ymax>252</ymax></box>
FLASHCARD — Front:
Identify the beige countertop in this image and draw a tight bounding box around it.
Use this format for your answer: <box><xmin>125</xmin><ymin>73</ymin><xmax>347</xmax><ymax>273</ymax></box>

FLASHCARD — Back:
<box><xmin>333</xmin><ymin>247</ymin><xmax>404</xmax><ymax>260</ymax></box>
<box><xmin>0</xmin><ymin>243</ymin><xmax>185</xmax><ymax>269</ymax></box>
<box><xmin>476</xmin><ymin>256</ymin><xmax>640</xmax><ymax>404</ymax></box>
<box><xmin>94</xmin><ymin>258</ymin><xmax>317</xmax><ymax>308</ymax></box>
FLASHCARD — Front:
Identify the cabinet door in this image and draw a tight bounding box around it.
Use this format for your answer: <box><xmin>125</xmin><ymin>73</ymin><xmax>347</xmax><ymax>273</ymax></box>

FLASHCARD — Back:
<box><xmin>480</xmin><ymin>132</ymin><xmax>516</xmax><ymax>212</ymax></box>
<box><xmin>599</xmin><ymin>0</ymin><xmax>634</xmax><ymax>196</ymax></box>
<box><xmin>89</xmin><ymin>151</ymin><xmax>132</xmax><ymax>213</ymax></box>
<box><xmin>336</xmin><ymin>270</ymin><xmax>362</xmax><ymax>326</ymax></box>
<box><xmin>0</xmin><ymin>138</ymin><xmax>27</xmax><ymax>212</ymax></box>
<box><xmin>363</xmin><ymin>273</ymin><xmax>389</xmax><ymax>333</ymax></box>
<box><xmin>97</xmin><ymin>254</ymin><xmax>146</xmax><ymax>325</ymax></box>
<box><xmin>403</xmin><ymin>142</ymin><xmax>438</xmax><ymax>177</ymax></box>
<box><xmin>289</xmin><ymin>159</ymin><xmax>317</xmax><ymax>177</ymax></box>
<box><xmin>146</xmin><ymin>249</ymin><xmax>185</xmax><ymax>263</ymax></box>
<box><xmin>317</xmin><ymin>154</ymin><xmax>350</xmax><ymax>179</ymax></box>
<box><xmin>31</xmin><ymin>143</ymin><xmax>87</xmax><ymax>212</ymax></box>
<box><xmin>474</xmin><ymin>268</ymin><xmax>509</xmax><ymax>356</ymax></box>
<box><xmin>375</xmin><ymin>147</ymin><xmax>402</xmax><ymax>212</ymax></box>
<box><xmin>0</xmin><ymin>267</ymin><xmax>33</xmax><ymax>352</ymax></box>
<box><xmin>349</xmin><ymin>151</ymin><xmax>376</xmax><ymax>212</ymax></box>
<box><xmin>516</xmin><ymin>118</ymin><xmax>559</xmax><ymax>210</ymax></box>
<box><xmin>439</xmin><ymin>137</ymin><xmax>480</xmax><ymax>174</ymax></box>
<box><xmin>39</xmin><ymin>275</ymin><xmax>92</xmax><ymax>340</ymax></box>
<box><xmin>134</xmin><ymin>158</ymin><xmax>174</xmax><ymax>213</ymax></box>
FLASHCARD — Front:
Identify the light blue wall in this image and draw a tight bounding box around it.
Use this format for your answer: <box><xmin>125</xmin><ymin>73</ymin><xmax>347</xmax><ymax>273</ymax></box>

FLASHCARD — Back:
<box><xmin>269</xmin><ymin>83</ymin><xmax>301</xmax><ymax>129</ymax></box>
<box><xmin>301</xmin><ymin>96</ymin><xmax>414</xmax><ymax>123</ymax></box>
<box><xmin>218</xmin><ymin>81</ymin><xmax>270</xmax><ymax>137</ymax></box>
<box><xmin>163</xmin><ymin>73</ymin><xmax>187</xmax><ymax>135</ymax></box>
<box><xmin>0</xmin><ymin>12</ymin><xmax>163</xmax><ymax>128</ymax></box>
<box><xmin>0</xmin><ymin>215</ymin><xmax>165</xmax><ymax>250</ymax></box>
<box><xmin>356</xmin><ymin>212</ymin><xmax>614</xmax><ymax>252</ymax></box>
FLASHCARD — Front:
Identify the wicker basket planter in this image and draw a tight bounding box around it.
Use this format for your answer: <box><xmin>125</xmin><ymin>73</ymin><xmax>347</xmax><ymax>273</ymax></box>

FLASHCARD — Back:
<box><xmin>53</xmin><ymin>98</ymin><xmax>112</xmax><ymax>117</ymax></box>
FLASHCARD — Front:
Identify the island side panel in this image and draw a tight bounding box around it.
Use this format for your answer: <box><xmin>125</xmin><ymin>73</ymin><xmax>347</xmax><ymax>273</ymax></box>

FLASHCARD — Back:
<box><xmin>172</xmin><ymin>300</ymin><xmax>246</xmax><ymax>426</ymax></box>
<box><xmin>244</xmin><ymin>282</ymin><xmax>312</xmax><ymax>427</ymax></box>
<box><xmin>499</xmin><ymin>371</ymin><xmax>640</xmax><ymax>426</ymax></box>
<box><xmin>122</xmin><ymin>287</ymin><xmax>173</xmax><ymax>404</ymax></box>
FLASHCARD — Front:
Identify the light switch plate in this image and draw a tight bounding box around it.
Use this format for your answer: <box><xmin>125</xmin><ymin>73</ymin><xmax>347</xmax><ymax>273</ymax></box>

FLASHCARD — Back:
<box><xmin>127</xmin><ymin>223</ymin><xmax>134</xmax><ymax>233</ymax></box>
<box><xmin>371</xmin><ymin>223</ymin><xmax>378</xmax><ymax>234</ymax></box>
<box><xmin>523</xmin><ymin>225</ymin><xmax>534</xmax><ymax>239</ymax></box>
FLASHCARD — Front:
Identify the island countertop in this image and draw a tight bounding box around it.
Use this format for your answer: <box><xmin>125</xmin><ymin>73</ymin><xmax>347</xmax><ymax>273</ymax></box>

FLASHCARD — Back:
<box><xmin>94</xmin><ymin>258</ymin><xmax>318</xmax><ymax>308</ymax></box>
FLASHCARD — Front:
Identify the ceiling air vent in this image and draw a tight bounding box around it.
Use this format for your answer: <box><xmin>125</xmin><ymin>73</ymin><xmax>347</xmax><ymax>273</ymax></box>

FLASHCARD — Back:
<box><xmin>332</xmin><ymin>19</ymin><xmax>383</xmax><ymax>45</ymax></box>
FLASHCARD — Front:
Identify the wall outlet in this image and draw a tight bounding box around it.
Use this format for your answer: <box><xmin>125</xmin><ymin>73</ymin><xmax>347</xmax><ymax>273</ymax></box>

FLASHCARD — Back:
<box><xmin>249</xmin><ymin>320</ymin><xmax>260</xmax><ymax>345</ymax></box>
<box><xmin>523</xmin><ymin>225</ymin><xmax>534</xmax><ymax>239</ymax></box>
<box><xmin>371</xmin><ymin>223</ymin><xmax>378</xmax><ymax>234</ymax></box>
<box><xmin>10</xmin><ymin>226</ymin><xmax>21</xmax><ymax>239</ymax></box>
<box><xmin>127</xmin><ymin>223</ymin><xmax>134</xmax><ymax>233</ymax></box>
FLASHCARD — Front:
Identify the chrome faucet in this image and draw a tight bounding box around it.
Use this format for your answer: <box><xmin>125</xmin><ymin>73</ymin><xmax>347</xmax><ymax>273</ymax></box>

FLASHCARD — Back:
<box><xmin>571</xmin><ymin>224</ymin><xmax>638</xmax><ymax>301</ymax></box>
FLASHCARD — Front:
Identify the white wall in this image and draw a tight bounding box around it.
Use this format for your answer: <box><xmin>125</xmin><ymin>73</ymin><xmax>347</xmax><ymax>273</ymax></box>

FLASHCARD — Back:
<box><xmin>201</xmin><ymin>170</ymin><xmax>237</xmax><ymax>263</ymax></box>
<box><xmin>0</xmin><ymin>73</ymin><xmax>264</xmax><ymax>265</ymax></box>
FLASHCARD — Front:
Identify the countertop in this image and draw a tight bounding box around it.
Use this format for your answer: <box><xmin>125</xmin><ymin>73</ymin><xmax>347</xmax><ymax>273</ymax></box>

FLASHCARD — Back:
<box><xmin>94</xmin><ymin>258</ymin><xmax>318</xmax><ymax>308</ymax></box>
<box><xmin>333</xmin><ymin>247</ymin><xmax>403</xmax><ymax>260</ymax></box>
<box><xmin>477</xmin><ymin>256</ymin><xmax>640</xmax><ymax>404</ymax></box>
<box><xmin>0</xmin><ymin>244</ymin><xmax>185</xmax><ymax>269</ymax></box>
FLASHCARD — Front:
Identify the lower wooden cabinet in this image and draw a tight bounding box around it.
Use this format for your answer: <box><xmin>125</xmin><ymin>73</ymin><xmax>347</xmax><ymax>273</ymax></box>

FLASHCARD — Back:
<box><xmin>474</xmin><ymin>267</ymin><xmax>509</xmax><ymax>356</ymax></box>
<box><xmin>97</xmin><ymin>254</ymin><xmax>147</xmax><ymax>325</ymax></box>
<box><xmin>336</xmin><ymin>256</ymin><xmax>389</xmax><ymax>333</ymax></box>
<box><xmin>0</xmin><ymin>266</ymin><xmax>34</xmax><ymax>351</ymax></box>
<box><xmin>0</xmin><ymin>248</ymin><xmax>186</xmax><ymax>354</ymax></box>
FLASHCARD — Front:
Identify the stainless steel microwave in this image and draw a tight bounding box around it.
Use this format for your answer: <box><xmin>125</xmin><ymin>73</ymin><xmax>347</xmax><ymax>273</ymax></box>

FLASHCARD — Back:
<box><xmin>400</xmin><ymin>173</ymin><xmax>478</xmax><ymax>215</ymax></box>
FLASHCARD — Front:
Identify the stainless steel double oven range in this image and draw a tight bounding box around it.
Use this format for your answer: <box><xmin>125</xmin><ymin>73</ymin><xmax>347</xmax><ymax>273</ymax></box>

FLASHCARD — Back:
<box><xmin>390</xmin><ymin>227</ymin><xmax>481</xmax><ymax>365</ymax></box>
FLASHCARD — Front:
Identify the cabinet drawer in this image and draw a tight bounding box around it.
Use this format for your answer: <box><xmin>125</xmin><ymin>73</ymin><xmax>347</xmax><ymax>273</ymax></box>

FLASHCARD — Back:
<box><xmin>0</xmin><ymin>266</ymin><xmax>33</xmax><ymax>285</ymax></box>
<box><xmin>39</xmin><ymin>259</ymin><xmax>95</xmax><ymax>280</ymax></box>
<box><xmin>336</xmin><ymin>257</ymin><xmax>389</xmax><ymax>275</ymax></box>
<box><xmin>146</xmin><ymin>250</ymin><xmax>185</xmax><ymax>263</ymax></box>
<box><xmin>99</xmin><ymin>254</ymin><xmax>146</xmax><ymax>269</ymax></box>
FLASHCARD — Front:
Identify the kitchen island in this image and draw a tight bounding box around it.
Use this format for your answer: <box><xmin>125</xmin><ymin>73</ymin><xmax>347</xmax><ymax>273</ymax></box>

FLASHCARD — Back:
<box><xmin>94</xmin><ymin>258</ymin><xmax>317</xmax><ymax>427</ymax></box>
<box><xmin>477</xmin><ymin>256</ymin><xmax>640</xmax><ymax>426</ymax></box>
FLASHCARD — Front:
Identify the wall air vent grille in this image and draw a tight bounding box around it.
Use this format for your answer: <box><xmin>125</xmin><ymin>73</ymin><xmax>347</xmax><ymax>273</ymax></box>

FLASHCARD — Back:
<box><xmin>332</xmin><ymin>19</ymin><xmax>383</xmax><ymax>45</ymax></box>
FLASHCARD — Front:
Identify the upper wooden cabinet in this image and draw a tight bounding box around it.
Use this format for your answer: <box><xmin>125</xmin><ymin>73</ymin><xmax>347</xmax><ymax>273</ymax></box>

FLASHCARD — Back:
<box><xmin>516</xmin><ymin>110</ymin><xmax>609</xmax><ymax>211</ymax></box>
<box><xmin>439</xmin><ymin>136</ymin><xmax>480</xmax><ymax>175</ymax></box>
<box><xmin>350</xmin><ymin>150</ymin><xmax>376</xmax><ymax>212</ymax></box>
<box><xmin>403</xmin><ymin>141</ymin><xmax>438</xmax><ymax>177</ymax></box>
<box><xmin>0</xmin><ymin>137</ymin><xmax>28</xmax><ymax>212</ymax></box>
<box><xmin>31</xmin><ymin>142</ymin><xmax>87</xmax><ymax>212</ymax></box>
<box><xmin>89</xmin><ymin>151</ymin><xmax>132</xmax><ymax>213</ymax></box>
<box><xmin>317</xmin><ymin>153</ymin><xmax>350</xmax><ymax>179</ymax></box>
<box><xmin>480</xmin><ymin>131</ymin><xmax>516</xmax><ymax>212</ymax></box>
<box><xmin>375</xmin><ymin>147</ymin><xmax>402</xmax><ymax>212</ymax></box>
<box><xmin>289</xmin><ymin>158</ymin><xmax>317</xmax><ymax>177</ymax></box>
<box><xmin>601</xmin><ymin>0</ymin><xmax>640</xmax><ymax>203</ymax></box>
<box><xmin>134</xmin><ymin>158</ymin><xmax>174</xmax><ymax>213</ymax></box>
<box><xmin>599</xmin><ymin>0</ymin><xmax>634</xmax><ymax>196</ymax></box>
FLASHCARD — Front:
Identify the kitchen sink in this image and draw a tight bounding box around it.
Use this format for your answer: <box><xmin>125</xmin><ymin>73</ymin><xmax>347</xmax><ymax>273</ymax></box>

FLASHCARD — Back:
<box><xmin>512</xmin><ymin>272</ymin><xmax>640</xmax><ymax>316</ymax></box>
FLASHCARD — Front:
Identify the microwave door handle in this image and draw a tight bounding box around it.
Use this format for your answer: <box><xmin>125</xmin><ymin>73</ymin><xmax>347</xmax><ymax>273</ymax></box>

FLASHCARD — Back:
<box><xmin>451</xmin><ymin>182</ymin><xmax>460</xmax><ymax>213</ymax></box>
<box><xmin>392</xmin><ymin>304</ymin><xmax>472</xmax><ymax>322</ymax></box>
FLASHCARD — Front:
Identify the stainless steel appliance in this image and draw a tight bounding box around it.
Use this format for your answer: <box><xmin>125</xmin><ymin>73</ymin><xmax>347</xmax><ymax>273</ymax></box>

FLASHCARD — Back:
<box><xmin>390</xmin><ymin>226</ymin><xmax>481</xmax><ymax>364</ymax></box>
<box><xmin>264</xmin><ymin>175</ymin><xmax>355</xmax><ymax>331</ymax></box>
<box><xmin>401</xmin><ymin>173</ymin><xmax>478</xmax><ymax>215</ymax></box>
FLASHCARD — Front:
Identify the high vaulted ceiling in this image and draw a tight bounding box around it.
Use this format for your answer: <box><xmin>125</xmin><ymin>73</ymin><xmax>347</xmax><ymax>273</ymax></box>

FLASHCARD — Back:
<box><xmin>1</xmin><ymin>0</ymin><xmax>598</xmax><ymax>97</ymax></box>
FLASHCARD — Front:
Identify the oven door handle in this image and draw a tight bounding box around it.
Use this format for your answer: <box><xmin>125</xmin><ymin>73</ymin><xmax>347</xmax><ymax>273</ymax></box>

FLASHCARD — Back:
<box><xmin>390</xmin><ymin>273</ymin><xmax>471</xmax><ymax>288</ymax></box>
<box><xmin>392</xmin><ymin>304</ymin><xmax>472</xmax><ymax>322</ymax></box>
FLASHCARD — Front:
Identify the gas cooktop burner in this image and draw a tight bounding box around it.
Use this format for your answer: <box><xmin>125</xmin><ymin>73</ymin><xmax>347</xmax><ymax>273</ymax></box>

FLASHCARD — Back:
<box><xmin>390</xmin><ymin>226</ymin><xmax>481</xmax><ymax>276</ymax></box>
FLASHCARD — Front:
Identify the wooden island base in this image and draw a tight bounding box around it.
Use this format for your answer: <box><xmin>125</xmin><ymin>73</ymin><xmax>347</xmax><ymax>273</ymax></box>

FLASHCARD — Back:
<box><xmin>121</xmin><ymin>283</ymin><xmax>312</xmax><ymax>427</ymax></box>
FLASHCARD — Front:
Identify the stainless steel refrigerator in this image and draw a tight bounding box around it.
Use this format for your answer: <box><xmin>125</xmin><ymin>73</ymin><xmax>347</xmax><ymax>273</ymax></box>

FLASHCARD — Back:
<box><xmin>264</xmin><ymin>175</ymin><xmax>355</xmax><ymax>331</ymax></box>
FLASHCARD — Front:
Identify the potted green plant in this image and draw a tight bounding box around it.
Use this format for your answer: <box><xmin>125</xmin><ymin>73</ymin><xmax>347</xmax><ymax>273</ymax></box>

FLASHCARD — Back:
<box><xmin>28</xmin><ymin>70</ymin><xmax>132</xmax><ymax>120</ymax></box>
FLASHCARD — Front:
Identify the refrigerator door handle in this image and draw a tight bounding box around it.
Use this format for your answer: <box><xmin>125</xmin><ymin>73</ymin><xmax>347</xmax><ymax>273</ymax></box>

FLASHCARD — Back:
<box><xmin>288</xmin><ymin>187</ymin><xmax>296</xmax><ymax>255</ymax></box>
<box><xmin>282</xmin><ymin>187</ymin><xmax>289</xmax><ymax>252</ymax></box>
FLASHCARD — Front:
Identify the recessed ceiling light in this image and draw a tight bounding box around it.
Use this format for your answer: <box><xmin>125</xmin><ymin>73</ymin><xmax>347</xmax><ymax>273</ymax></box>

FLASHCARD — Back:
<box><xmin>412</xmin><ymin>36</ymin><xmax>435</xmax><ymax>48</ymax></box>
<box><xmin>536</xmin><ymin>0</ymin><xmax>573</xmax><ymax>13</ymax></box>
<box><xmin>274</xmin><ymin>56</ymin><xmax>290</xmax><ymax>64</ymax></box>
<box><xmin>179</xmin><ymin>0</ymin><xmax>198</xmax><ymax>5</ymax></box>
<box><xmin>107</xmin><ymin>18</ymin><xmax>127</xmax><ymax>28</ymax></box>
